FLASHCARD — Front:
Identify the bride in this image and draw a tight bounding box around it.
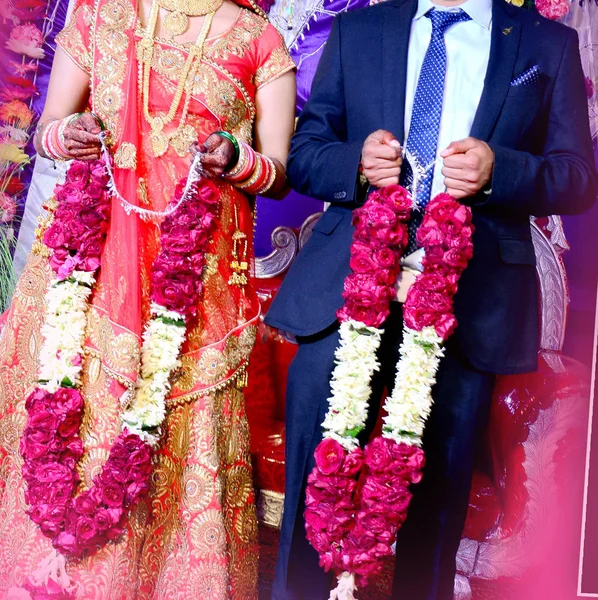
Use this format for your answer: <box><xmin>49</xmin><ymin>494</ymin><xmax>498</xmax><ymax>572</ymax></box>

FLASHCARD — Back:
<box><xmin>0</xmin><ymin>0</ymin><xmax>295</xmax><ymax>597</ymax></box>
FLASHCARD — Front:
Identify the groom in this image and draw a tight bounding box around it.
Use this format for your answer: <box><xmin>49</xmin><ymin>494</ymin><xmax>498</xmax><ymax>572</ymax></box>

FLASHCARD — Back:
<box><xmin>266</xmin><ymin>0</ymin><xmax>597</xmax><ymax>598</ymax></box>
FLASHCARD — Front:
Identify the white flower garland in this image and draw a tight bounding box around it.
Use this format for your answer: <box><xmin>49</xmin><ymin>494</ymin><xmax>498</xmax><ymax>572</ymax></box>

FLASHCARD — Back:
<box><xmin>321</xmin><ymin>319</ymin><xmax>383</xmax><ymax>450</ymax></box>
<box><xmin>121</xmin><ymin>303</ymin><xmax>187</xmax><ymax>445</ymax></box>
<box><xmin>38</xmin><ymin>271</ymin><xmax>95</xmax><ymax>392</ymax></box>
<box><xmin>383</xmin><ymin>326</ymin><xmax>444</xmax><ymax>445</ymax></box>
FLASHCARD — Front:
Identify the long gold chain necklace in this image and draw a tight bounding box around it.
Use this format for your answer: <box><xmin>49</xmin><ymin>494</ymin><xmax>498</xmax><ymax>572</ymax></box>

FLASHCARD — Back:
<box><xmin>158</xmin><ymin>0</ymin><xmax>223</xmax><ymax>37</ymax></box>
<box><xmin>139</xmin><ymin>1</ymin><xmax>215</xmax><ymax>157</ymax></box>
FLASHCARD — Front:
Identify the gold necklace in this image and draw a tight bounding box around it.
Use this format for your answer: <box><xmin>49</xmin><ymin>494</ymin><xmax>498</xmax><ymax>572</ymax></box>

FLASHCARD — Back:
<box><xmin>139</xmin><ymin>1</ymin><xmax>215</xmax><ymax>157</ymax></box>
<box><xmin>158</xmin><ymin>0</ymin><xmax>224</xmax><ymax>37</ymax></box>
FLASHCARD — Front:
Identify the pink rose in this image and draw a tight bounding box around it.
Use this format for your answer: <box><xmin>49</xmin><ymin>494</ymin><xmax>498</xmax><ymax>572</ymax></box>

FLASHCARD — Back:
<box><xmin>28</xmin><ymin>410</ymin><xmax>59</xmax><ymax>432</ymax></box>
<box><xmin>125</xmin><ymin>479</ymin><xmax>150</xmax><ymax>503</ymax></box>
<box><xmin>375</xmin><ymin>268</ymin><xmax>397</xmax><ymax>288</ymax></box>
<box><xmin>52</xmin><ymin>388</ymin><xmax>84</xmax><ymax>414</ymax></box>
<box><xmin>66</xmin><ymin>161</ymin><xmax>90</xmax><ymax>189</ymax></box>
<box><xmin>74</xmin><ymin>493</ymin><xmax>98</xmax><ymax>516</ymax></box>
<box><xmin>57</xmin><ymin>413</ymin><xmax>81</xmax><ymax>438</ymax></box>
<box><xmin>376</xmin><ymin>184</ymin><xmax>412</xmax><ymax>216</ymax></box>
<box><xmin>349</xmin><ymin>250</ymin><xmax>377</xmax><ymax>275</ymax></box>
<box><xmin>151</xmin><ymin>269</ymin><xmax>198</xmax><ymax>314</ymax></box>
<box><xmin>56</xmin><ymin>183</ymin><xmax>84</xmax><ymax>205</ymax></box>
<box><xmin>94</xmin><ymin>508</ymin><xmax>118</xmax><ymax>531</ymax></box>
<box><xmin>535</xmin><ymin>0</ymin><xmax>569</xmax><ymax>20</ymax></box>
<box><xmin>27</xmin><ymin>503</ymin><xmax>49</xmax><ymax>525</ymax></box>
<box><xmin>374</xmin><ymin>247</ymin><xmax>398</xmax><ymax>269</ymax></box>
<box><xmin>314</xmin><ymin>438</ymin><xmax>346</xmax><ymax>476</ymax></box>
<box><xmin>364</xmin><ymin>437</ymin><xmax>394</xmax><ymax>473</ymax></box>
<box><xmin>196</xmin><ymin>179</ymin><xmax>220</xmax><ymax>205</ymax></box>
<box><xmin>427</xmin><ymin>194</ymin><xmax>459</xmax><ymax>222</ymax></box>
<box><xmin>417</xmin><ymin>222</ymin><xmax>444</xmax><ymax>247</ymax></box>
<box><xmin>54</xmin><ymin>532</ymin><xmax>80</xmax><ymax>556</ymax></box>
<box><xmin>305</xmin><ymin>504</ymin><xmax>334</xmax><ymax>531</ymax></box>
<box><xmin>90</xmin><ymin>162</ymin><xmax>109</xmax><ymax>185</ymax></box>
<box><xmin>20</xmin><ymin>438</ymin><xmax>48</xmax><ymax>460</ymax></box>
<box><xmin>340</xmin><ymin>447</ymin><xmax>365</xmax><ymax>477</ymax></box>
<box><xmin>435</xmin><ymin>312</ymin><xmax>458</xmax><ymax>341</ymax></box>
<box><xmin>36</xmin><ymin>462</ymin><xmax>73</xmax><ymax>485</ymax></box>
<box><xmin>6</xmin><ymin>24</ymin><xmax>45</xmax><ymax>59</ymax></box>
<box><xmin>75</xmin><ymin>516</ymin><xmax>99</xmax><ymax>543</ymax></box>
<box><xmin>100</xmin><ymin>480</ymin><xmax>125</xmax><ymax>508</ymax></box>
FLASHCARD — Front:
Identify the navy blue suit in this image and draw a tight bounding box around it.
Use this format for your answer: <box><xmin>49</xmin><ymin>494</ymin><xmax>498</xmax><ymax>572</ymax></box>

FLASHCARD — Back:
<box><xmin>266</xmin><ymin>1</ymin><xmax>597</xmax><ymax>598</ymax></box>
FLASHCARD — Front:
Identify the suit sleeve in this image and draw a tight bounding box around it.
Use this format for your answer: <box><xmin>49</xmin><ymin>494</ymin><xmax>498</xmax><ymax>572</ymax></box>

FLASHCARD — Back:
<box><xmin>286</xmin><ymin>15</ymin><xmax>364</xmax><ymax>205</ymax></box>
<box><xmin>487</xmin><ymin>28</ymin><xmax>597</xmax><ymax>217</ymax></box>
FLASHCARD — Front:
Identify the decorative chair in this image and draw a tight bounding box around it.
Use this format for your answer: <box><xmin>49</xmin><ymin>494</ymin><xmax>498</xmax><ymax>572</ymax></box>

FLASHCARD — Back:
<box><xmin>246</xmin><ymin>214</ymin><xmax>590</xmax><ymax>598</ymax></box>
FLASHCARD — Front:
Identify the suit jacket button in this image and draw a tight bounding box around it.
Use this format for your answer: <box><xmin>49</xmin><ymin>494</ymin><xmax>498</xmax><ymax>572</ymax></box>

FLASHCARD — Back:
<box><xmin>339</xmin><ymin>191</ymin><xmax>347</xmax><ymax>199</ymax></box>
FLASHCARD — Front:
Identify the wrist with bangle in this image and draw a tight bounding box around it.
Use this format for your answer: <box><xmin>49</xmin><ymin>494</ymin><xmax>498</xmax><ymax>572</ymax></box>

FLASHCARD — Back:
<box><xmin>219</xmin><ymin>130</ymin><xmax>279</xmax><ymax>195</ymax></box>
<box><xmin>40</xmin><ymin>112</ymin><xmax>103</xmax><ymax>161</ymax></box>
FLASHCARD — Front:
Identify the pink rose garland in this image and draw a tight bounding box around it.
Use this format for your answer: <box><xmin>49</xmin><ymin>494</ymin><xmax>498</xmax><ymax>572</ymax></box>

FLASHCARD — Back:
<box><xmin>306</xmin><ymin>186</ymin><xmax>412</xmax><ymax>577</ymax></box>
<box><xmin>306</xmin><ymin>188</ymin><xmax>474</xmax><ymax>591</ymax></box>
<box><xmin>20</xmin><ymin>159</ymin><xmax>222</xmax><ymax>600</ymax></box>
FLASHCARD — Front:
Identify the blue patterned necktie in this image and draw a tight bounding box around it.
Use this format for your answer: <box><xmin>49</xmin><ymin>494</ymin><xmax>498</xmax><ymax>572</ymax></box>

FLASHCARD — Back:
<box><xmin>404</xmin><ymin>8</ymin><xmax>472</xmax><ymax>253</ymax></box>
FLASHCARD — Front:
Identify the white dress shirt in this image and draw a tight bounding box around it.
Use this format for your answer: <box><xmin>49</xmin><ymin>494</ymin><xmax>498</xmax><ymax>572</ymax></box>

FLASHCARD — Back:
<box><xmin>404</xmin><ymin>0</ymin><xmax>493</xmax><ymax>199</ymax></box>
<box><xmin>394</xmin><ymin>0</ymin><xmax>492</xmax><ymax>298</ymax></box>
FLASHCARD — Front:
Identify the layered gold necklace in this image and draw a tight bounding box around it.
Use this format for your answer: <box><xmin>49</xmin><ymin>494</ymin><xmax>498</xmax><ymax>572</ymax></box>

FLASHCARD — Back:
<box><xmin>139</xmin><ymin>1</ymin><xmax>219</xmax><ymax>157</ymax></box>
<box><xmin>158</xmin><ymin>0</ymin><xmax>223</xmax><ymax>37</ymax></box>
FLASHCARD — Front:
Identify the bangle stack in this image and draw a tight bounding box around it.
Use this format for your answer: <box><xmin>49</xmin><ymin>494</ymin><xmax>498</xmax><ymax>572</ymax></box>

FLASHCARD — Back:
<box><xmin>224</xmin><ymin>140</ymin><xmax>277</xmax><ymax>195</ymax></box>
<box><xmin>41</xmin><ymin>115</ymin><xmax>76</xmax><ymax>161</ymax></box>
<box><xmin>41</xmin><ymin>120</ymin><xmax>68</xmax><ymax>161</ymax></box>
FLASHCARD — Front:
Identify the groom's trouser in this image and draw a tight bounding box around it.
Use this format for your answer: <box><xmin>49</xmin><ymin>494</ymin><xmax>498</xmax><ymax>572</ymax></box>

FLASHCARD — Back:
<box><xmin>272</xmin><ymin>303</ymin><xmax>495</xmax><ymax>600</ymax></box>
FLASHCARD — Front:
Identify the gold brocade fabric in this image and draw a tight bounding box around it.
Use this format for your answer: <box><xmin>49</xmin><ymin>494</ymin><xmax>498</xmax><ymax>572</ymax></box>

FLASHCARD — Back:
<box><xmin>0</xmin><ymin>0</ymin><xmax>294</xmax><ymax>598</ymax></box>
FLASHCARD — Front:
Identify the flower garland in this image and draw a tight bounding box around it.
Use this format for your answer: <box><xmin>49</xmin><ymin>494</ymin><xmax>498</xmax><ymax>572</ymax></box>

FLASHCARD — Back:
<box><xmin>305</xmin><ymin>186</ymin><xmax>474</xmax><ymax>599</ymax></box>
<box><xmin>18</xmin><ymin>153</ymin><xmax>221</xmax><ymax>597</ymax></box>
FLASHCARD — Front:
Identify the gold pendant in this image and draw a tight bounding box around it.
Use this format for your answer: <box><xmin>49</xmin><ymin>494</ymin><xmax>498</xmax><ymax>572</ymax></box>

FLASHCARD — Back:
<box><xmin>151</xmin><ymin>131</ymin><xmax>169</xmax><ymax>157</ymax></box>
<box><xmin>169</xmin><ymin>124</ymin><xmax>197</xmax><ymax>157</ymax></box>
<box><xmin>150</xmin><ymin>117</ymin><xmax>169</xmax><ymax>157</ymax></box>
<box><xmin>163</xmin><ymin>10</ymin><xmax>189</xmax><ymax>37</ymax></box>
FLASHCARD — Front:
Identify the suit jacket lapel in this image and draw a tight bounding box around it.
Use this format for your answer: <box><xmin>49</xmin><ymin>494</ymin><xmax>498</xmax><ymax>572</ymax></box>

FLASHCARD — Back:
<box><xmin>382</xmin><ymin>0</ymin><xmax>417</xmax><ymax>144</ymax></box>
<box><xmin>470</xmin><ymin>1</ymin><xmax>522</xmax><ymax>141</ymax></box>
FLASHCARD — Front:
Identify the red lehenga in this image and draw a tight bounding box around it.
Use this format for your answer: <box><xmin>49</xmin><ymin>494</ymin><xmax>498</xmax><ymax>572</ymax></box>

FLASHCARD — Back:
<box><xmin>0</xmin><ymin>0</ymin><xmax>294</xmax><ymax>597</ymax></box>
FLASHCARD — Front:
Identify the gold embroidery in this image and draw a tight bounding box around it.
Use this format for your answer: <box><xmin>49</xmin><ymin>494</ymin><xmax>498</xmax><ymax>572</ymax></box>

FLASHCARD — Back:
<box><xmin>197</xmin><ymin>347</ymin><xmax>228</xmax><ymax>385</ymax></box>
<box><xmin>56</xmin><ymin>5</ymin><xmax>94</xmax><ymax>73</ymax></box>
<box><xmin>205</xmin><ymin>10</ymin><xmax>266</xmax><ymax>62</ymax></box>
<box><xmin>138</xmin><ymin>177</ymin><xmax>150</xmax><ymax>205</ymax></box>
<box><xmin>183</xmin><ymin>464</ymin><xmax>220</xmax><ymax>511</ymax></box>
<box><xmin>204</xmin><ymin>253</ymin><xmax>219</xmax><ymax>279</ymax></box>
<box><xmin>254</xmin><ymin>46</ymin><xmax>295</xmax><ymax>89</ymax></box>
<box><xmin>87</xmin><ymin>308</ymin><xmax>140</xmax><ymax>374</ymax></box>
<box><xmin>114</xmin><ymin>141</ymin><xmax>138</xmax><ymax>169</ymax></box>
<box><xmin>93</xmin><ymin>0</ymin><xmax>136</xmax><ymax>139</ymax></box>
<box><xmin>190</xmin><ymin>509</ymin><xmax>228</xmax><ymax>554</ymax></box>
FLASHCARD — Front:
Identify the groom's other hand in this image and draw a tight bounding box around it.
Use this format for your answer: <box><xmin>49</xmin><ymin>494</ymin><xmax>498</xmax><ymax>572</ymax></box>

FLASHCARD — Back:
<box><xmin>361</xmin><ymin>129</ymin><xmax>403</xmax><ymax>188</ymax></box>
<box><xmin>441</xmin><ymin>137</ymin><xmax>494</xmax><ymax>200</ymax></box>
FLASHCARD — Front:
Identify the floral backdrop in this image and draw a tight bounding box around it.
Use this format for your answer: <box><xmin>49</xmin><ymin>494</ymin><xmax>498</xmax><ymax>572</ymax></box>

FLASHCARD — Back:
<box><xmin>0</xmin><ymin>0</ymin><xmax>69</xmax><ymax>310</ymax></box>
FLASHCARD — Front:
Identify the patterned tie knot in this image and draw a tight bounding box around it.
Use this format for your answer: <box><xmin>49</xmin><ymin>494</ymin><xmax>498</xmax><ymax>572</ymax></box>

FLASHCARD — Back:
<box><xmin>426</xmin><ymin>8</ymin><xmax>471</xmax><ymax>36</ymax></box>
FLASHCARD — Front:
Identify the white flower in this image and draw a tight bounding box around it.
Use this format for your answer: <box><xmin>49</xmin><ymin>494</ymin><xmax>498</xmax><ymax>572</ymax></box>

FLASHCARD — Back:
<box><xmin>382</xmin><ymin>327</ymin><xmax>444</xmax><ymax>445</ymax></box>
<box><xmin>37</xmin><ymin>274</ymin><xmax>95</xmax><ymax>390</ymax></box>
<box><xmin>321</xmin><ymin>320</ymin><xmax>383</xmax><ymax>449</ymax></box>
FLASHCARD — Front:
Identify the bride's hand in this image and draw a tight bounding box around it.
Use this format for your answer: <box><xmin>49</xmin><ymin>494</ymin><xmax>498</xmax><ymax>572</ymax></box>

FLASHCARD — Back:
<box><xmin>194</xmin><ymin>133</ymin><xmax>235</xmax><ymax>179</ymax></box>
<box><xmin>61</xmin><ymin>113</ymin><xmax>103</xmax><ymax>161</ymax></box>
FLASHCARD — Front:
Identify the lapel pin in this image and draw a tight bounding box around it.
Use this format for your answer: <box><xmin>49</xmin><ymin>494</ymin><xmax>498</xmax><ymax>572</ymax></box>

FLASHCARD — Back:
<box><xmin>502</xmin><ymin>26</ymin><xmax>513</xmax><ymax>36</ymax></box>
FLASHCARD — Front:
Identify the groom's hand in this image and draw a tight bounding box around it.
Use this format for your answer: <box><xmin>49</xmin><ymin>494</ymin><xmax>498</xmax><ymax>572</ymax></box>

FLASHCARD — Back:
<box><xmin>440</xmin><ymin>137</ymin><xmax>494</xmax><ymax>201</ymax></box>
<box><xmin>361</xmin><ymin>130</ymin><xmax>403</xmax><ymax>188</ymax></box>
